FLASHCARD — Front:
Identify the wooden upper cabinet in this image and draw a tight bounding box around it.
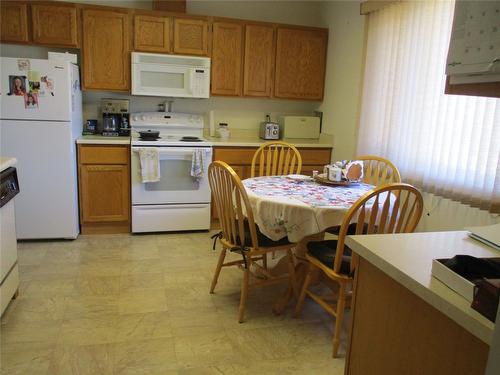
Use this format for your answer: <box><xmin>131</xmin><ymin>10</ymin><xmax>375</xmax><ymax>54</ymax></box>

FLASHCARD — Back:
<box><xmin>0</xmin><ymin>2</ymin><xmax>29</xmax><ymax>43</ymax></box>
<box><xmin>134</xmin><ymin>14</ymin><xmax>171</xmax><ymax>53</ymax></box>
<box><xmin>243</xmin><ymin>24</ymin><xmax>275</xmax><ymax>97</ymax></box>
<box><xmin>173</xmin><ymin>17</ymin><xmax>208</xmax><ymax>56</ymax></box>
<box><xmin>31</xmin><ymin>4</ymin><xmax>78</xmax><ymax>47</ymax></box>
<box><xmin>274</xmin><ymin>27</ymin><xmax>328</xmax><ymax>100</ymax></box>
<box><xmin>82</xmin><ymin>8</ymin><xmax>130</xmax><ymax>91</ymax></box>
<box><xmin>211</xmin><ymin>21</ymin><xmax>243</xmax><ymax>96</ymax></box>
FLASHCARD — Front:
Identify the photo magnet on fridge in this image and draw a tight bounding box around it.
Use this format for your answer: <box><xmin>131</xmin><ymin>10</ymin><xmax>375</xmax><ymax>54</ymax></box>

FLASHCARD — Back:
<box><xmin>24</xmin><ymin>92</ymin><xmax>39</xmax><ymax>109</ymax></box>
<box><xmin>17</xmin><ymin>59</ymin><xmax>30</xmax><ymax>71</ymax></box>
<box><xmin>41</xmin><ymin>76</ymin><xmax>55</xmax><ymax>97</ymax></box>
<box><xmin>28</xmin><ymin>70</ymin><xmax>41</xmax><ymax>93</ymax></box>
<box><xmin>8</xmin><ymin>75</ymin><xmax>27</xmax><ymax>96</ymax></box>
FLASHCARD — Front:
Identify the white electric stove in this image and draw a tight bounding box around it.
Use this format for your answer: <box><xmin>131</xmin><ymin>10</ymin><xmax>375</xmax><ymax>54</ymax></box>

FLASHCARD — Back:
<box><xmin>130</xmin><ymin>112</ymin><xmax>213</xmax><ymax>233</ymax></box>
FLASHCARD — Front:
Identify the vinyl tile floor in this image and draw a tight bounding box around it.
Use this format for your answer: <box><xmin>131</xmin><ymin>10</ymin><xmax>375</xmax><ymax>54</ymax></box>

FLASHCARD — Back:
<box><xmin>1</xmin><ymin>231</ymin><xmax>347</xmax><ymax>374</ymax></box>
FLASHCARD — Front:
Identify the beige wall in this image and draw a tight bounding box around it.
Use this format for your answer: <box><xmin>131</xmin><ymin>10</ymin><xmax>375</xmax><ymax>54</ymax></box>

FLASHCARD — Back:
<box><xmin>318</xmin><ymin>1</ymin><xmax>366</xmax><ymax>161</ymax></box>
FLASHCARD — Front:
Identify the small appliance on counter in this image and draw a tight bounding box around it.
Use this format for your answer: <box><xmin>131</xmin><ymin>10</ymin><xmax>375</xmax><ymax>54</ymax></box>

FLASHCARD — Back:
<box><xmin>100</xmin><ymin>99</ymin><xmax>130</xmax><ymax>137</ymax></box>
<box><xmin>259</xmin><ymin>115</ymin><xmax>280</xmax><ymax>140</ymax></box>
<box><xmin>83</xmin><ymin>119</ymin><xmax>97</xmax><ymax>135</ymax></box>
<box><xmin>217</xmin><ymin>123</ymin><xmax>230</xmax><ymax>140</ymax></box>
<box><xmin>280</xmin><ymin>115</ymin><xmax>321</xmax><ymax>139</ymax></box>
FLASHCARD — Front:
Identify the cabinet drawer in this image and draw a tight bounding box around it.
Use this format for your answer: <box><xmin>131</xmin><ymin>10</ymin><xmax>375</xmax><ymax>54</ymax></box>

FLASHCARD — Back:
<box><xmin>300</xmin><ymin>148</ymin><xmax>331</xmax><ymax>165</ymax></box>
<box><xmin>213</xmin><ymin>147</ymin><xmax>256</xmax><ymax>165</ymax></box>
<box><xmin>78</xmin><ymin>145</ymin><xmax>129</xmax><ymax>165</ymax></box>
<box><xmin>213</xmin><ymin>146</ymin><xmax>331</xmax><ymax>166</ymax></box>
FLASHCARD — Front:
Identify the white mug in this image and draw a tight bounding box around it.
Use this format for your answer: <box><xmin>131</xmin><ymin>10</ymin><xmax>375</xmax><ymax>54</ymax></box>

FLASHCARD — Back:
<box><xmin>327</xmin><ymin>165</ymin><xmax>342</xmax><ymax>182</ymax></box>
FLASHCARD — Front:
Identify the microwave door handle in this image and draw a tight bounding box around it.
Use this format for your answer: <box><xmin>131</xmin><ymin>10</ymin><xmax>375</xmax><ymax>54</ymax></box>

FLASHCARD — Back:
<box><xmin>187</xmin><ymin>69</ymin><xmax>194</xmax><ymax>95</ymax></box>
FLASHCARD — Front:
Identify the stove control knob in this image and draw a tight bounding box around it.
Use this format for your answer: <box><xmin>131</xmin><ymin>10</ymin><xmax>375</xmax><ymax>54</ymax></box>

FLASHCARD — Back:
<box><xmin>141</xmin><ymin>115</ymin><xmax>147</xmax><ymax>121</ymax></box>
<box><xmin>132</xmin><ymin>115</ymin><xmax>139</xmax><ymax>121</ymax></box>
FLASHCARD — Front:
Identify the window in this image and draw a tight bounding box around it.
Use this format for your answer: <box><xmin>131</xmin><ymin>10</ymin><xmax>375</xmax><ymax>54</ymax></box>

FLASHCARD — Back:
<box><xmin>357</xmin><ymin>0</ymin><xmax>499</xmax><ymax>213</ymax></box>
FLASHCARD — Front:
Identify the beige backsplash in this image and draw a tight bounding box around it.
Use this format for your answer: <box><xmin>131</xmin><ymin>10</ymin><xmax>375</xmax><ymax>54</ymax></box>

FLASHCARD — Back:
<box><xmin>82</xmin><ymin>91</ymin><xmax>321</xmax><ymax>132</ymax></box>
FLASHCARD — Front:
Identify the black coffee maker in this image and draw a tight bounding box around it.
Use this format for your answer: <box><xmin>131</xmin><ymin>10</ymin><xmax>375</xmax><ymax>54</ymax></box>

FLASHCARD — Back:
<box><xmin>100</xmin><ymin>99</ymin><xmax>130</xmax><ymax>137</ymax></box>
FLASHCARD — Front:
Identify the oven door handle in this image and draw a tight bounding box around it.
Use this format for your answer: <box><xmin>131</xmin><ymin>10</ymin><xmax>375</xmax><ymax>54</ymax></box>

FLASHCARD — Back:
<box><xmin>133</xmin><ymin>148</ymin><xmax>211</xmax><ymax>161</ymax></box>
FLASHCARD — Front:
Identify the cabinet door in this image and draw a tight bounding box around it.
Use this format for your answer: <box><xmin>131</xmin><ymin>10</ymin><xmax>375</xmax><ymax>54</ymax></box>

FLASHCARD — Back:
<box><xmin>275</xmin><ymin>27</ymin><xmax>328</xmax><ymax>100</ymax></box>
<box><xmin>31</xmin><ymin>3</ymin><xmax>78</xmax><ymax>47</ymax></box>
<box><xmin>82</xmin><ymin>8</ymin><xmax>130</xmax><ymax>91</ymax></box>
<box><xmin>134</xmin><ymin>15</ymin><xmax>170</xmax><ymax>53</ymax></box>
<box><xmin>80</xmin><ymin>164</ymin><xmax>130</xmax><ymax>223</ymax></box>
<box><xmin>211</xmin><ymin>21</ymin><xmax>243</xmax><ymax>96</ymax></box>
<box><xmin>0</xmin><ymin>3</ymin><xmax>29</xmax><ymax>43</ymax></box>
<box><xmin>243</xmin><ymin>24</ymin><xmax>274</xmax><ymax>97</ymax></box>
<box><xmin>173</xmin><ymin>18</ymin><xmax>208</xmax><ymax>56</ymax></box>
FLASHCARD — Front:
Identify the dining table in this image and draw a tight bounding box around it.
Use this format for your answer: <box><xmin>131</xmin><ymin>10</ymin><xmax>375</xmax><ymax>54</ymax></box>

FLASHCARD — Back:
<box><xmin>242</xmin><ymin>175</ymin><xmax>375</xmax><ymax>313</ymax></box>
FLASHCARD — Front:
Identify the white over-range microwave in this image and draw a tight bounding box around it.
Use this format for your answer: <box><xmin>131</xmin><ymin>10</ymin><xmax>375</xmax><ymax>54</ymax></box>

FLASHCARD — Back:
<box><xmin>131</xmin><ymin>52</ymin><xmax>210</xmax><ymax>98</ymax></box>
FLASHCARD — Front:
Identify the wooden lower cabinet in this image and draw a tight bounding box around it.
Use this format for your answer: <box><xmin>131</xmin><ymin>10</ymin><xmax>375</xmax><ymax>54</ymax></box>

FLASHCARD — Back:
<box><xmin>346</xmin><ymin>258</ymin><xmax>489</xmax><ymax>375</ymax></box>
<box><xmin>211</xmin><ymin>146</ymin><xmax>332</xmax><ymax>220</ymax></box>
<box><xmin>78</xmin><ymin>144</ymin><xmax>130</xmax><ymax>234</ymax></box>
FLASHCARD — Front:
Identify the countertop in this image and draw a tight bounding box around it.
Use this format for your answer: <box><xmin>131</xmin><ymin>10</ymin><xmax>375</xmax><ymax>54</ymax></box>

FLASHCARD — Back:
<box><xmin>206</xmin><ymin>132</ymin><xmax>334</xmax><ymax>148</ymax></box>
<box><xmin>0</xmin><ymin>157</ymin><xmax>17</xmax><ymax>172</ymax></box>
<box><xmin>76</xmin><ymin>131</ymin><xmax>333</xmax><ymax>148</ymax></box>
<box><xmin>345</xmin><ymin>231</ymin><xmax>496</xmax><ymax>345</ymax></box>
<box><xmin>76</xmin><ymin>135</ymin><xmax>131</xmax><ymax>145</ymax></box>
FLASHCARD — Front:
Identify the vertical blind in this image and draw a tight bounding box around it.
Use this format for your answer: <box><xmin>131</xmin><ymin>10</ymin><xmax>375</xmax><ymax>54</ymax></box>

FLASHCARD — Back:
<box><xmin>357</xmin><ymin>0</ymin><xmax>500</xmax><ymax>213</ymax></box>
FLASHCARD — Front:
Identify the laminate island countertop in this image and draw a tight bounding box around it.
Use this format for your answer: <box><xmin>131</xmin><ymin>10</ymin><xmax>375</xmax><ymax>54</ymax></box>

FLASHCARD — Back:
<box><xmin>346</xmin><ymin>231</ymin><xmax>495</xmax><ymax>344</ymax></box>
<box><xmin>0</xmin><ymin>157</ymin><xmax>17</xmax><ymax>172</ymax></box>
<box><xmin>345</xmin><ymin>231</ymin><xmax>496</xmax><ymax>375</ymax></box>
<box><xmin>76</xmin><ymin>135</ymin><xmax>131</xmax><ymax>145</ymax></box>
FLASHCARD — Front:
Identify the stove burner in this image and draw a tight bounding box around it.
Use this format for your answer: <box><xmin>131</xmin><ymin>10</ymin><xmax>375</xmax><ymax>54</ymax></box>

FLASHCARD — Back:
<box><xmin>180</xmin><ymin>136</ymin><xmax>202</xmax><ymax>142</ymax></box>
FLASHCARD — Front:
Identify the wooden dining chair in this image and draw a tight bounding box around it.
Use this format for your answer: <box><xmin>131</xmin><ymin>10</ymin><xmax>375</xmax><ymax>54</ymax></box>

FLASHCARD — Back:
<box><xmin>250</xmin><ymin>141</ymin><xmax>302</xmax><ymax>178</ymax></box>
<box><xmin>328</xmin><ymin>155</ymin><xmax>402</xmax><ymax>236</ymax></box>
<box><xmin>357</xmin><ymin>155</ymin><xmax>401</xmax><ymax>185</ymax></box>
<box><xmin>295</xmin><ymin>183</ymin><xmax>423</xmax><ymax>357</ymax></box>
<box><xmin>208</xmin><ymin>160</ymin><xmax>299</xmax><ymax>323</ymax></box>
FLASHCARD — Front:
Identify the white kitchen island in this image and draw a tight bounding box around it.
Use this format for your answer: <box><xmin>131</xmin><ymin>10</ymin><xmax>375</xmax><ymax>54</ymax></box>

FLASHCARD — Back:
<box><xmin>344</xmin><ymin>231</ymin><xmax>497</xmax><ymax>375</ymax></box>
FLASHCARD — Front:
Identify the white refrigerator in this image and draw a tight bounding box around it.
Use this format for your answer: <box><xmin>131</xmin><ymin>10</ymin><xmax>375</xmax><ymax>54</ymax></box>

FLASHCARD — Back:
<box><xmin>0</xmin><ymin>57</ymin><xmax>82</xmax><ymax>239</ymax></box>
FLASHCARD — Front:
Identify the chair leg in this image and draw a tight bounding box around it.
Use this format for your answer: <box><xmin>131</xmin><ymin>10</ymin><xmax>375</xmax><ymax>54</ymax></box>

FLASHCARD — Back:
<box><xmin>238</xmin><ymin>267</ymin><xmax>250</xmax><ymax>323</ymax></box>
<box><xmin>286</xmin><ymin>250</ymin><xmax>298</xmax><ymax>298</ymax></box>
<box><xmin>294</xmin><ymin>262</ymin><xmax>313</xmax><ymax>318</ymax></box>
<box><xmin>210</xmin><ymin>247</ymin><xmax>227</xmax><ymax>294</ymax></box>
<box><xmin>262</xmin><ymin>252</ymin><xmax>268</xmax><ymax>270</ymax></box>
<box><xmin>332</xmin><ymin>285</ymin><xmax>346</xmax><ymax>358</ymax></box>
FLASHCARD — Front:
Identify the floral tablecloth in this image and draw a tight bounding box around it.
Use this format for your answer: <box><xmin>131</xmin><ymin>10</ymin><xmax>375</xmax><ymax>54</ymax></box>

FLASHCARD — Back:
<box><xmin>243</xmin><ymin>176</ymin><xmax>374</xmax><ymax>242</ymax></box>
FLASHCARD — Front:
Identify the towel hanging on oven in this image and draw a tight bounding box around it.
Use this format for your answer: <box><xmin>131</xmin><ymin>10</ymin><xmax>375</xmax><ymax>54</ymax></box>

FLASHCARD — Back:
<box><xmin>191</xmin><ymin>149</ymin><xmax>206</xmax><ymax>180</ymax></box>
<box><xmin>137</xmin><ymin>147</ymin><xmax>160</xmax><ymax>183</ymax></box>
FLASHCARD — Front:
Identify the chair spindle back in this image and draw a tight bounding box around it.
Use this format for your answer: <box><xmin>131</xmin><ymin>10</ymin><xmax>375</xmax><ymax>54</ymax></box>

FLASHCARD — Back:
<box><xmin>251</xmin><ymin>141</ymin><xmax>302</xmax><ymax>178</ymax></box>
<box><xmin>334</xmin><ymin>183</ymin><xmax>423</xmax><ymax>274</ymax></box>
<box><xmin>356</xmin><ymin>155</ymin><xmax>401</xmax><ymax>186</ymax></box>
<box><xmin>208</xmin><ymin>161</ymin><xmax>259</xmax><ymax>249</ymax></box>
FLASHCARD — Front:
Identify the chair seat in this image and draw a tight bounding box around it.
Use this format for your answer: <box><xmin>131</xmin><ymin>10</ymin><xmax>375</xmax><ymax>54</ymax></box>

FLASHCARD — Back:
<box><xmin>240</xmin><ymin>219</ymin><xmax>291</xmax><ymax>248</ymax></box>
<box><xmin>307</xmin><ymin>240</ymin><xmax>352</xmax><ymax>275</ymax></box>
<box><xmin>327</xmin><ymin>222</ymin><xmax>372</xmax><ymax>236</ymax></box>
